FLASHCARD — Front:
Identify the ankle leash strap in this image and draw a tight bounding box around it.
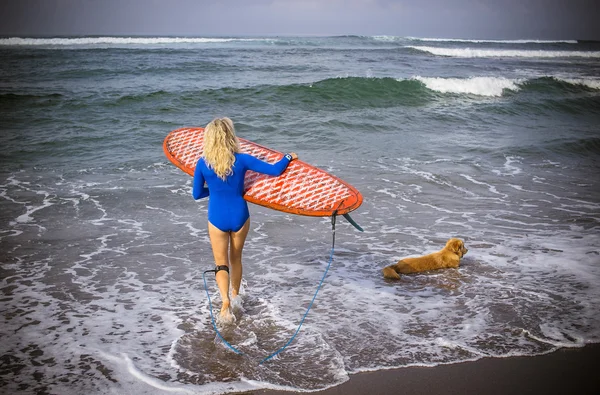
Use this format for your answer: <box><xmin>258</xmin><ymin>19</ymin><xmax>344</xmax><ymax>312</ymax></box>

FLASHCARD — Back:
<box><xmin>204</xmin><ymin>265</ymin><xmax>229</xmax><ymax>276</ymax></box>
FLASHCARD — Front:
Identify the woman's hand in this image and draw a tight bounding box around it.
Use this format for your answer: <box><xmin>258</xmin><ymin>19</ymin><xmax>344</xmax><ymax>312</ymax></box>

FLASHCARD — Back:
<box><xmin>288</xmin><ymin>152</ymin><xmax>298</xmax><ymax>161</ymax></box>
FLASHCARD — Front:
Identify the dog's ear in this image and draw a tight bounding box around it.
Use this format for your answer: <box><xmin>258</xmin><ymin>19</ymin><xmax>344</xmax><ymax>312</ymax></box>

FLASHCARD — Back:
<box><xmin>448</xmin><ymin>238</ymin><xmax>462</xmax><ymax>253</ymax></box>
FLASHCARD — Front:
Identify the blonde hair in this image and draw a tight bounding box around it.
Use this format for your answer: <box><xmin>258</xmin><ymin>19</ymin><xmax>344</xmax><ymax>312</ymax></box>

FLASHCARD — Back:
<box><xmin>202</xmin><ymin>117</ymin><xmax>240</xmax><ymax>180</ymax></box>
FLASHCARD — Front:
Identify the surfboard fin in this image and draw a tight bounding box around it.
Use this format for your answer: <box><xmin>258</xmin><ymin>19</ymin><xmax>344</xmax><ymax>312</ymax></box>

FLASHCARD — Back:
<box><xmin>342</xmin><ymin>213</ymin><xmax>364</xmax><ymax>232</ymax></box>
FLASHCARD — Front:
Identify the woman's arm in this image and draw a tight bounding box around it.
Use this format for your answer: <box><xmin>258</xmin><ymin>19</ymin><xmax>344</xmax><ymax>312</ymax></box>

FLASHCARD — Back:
<box><xmin>192</xmin><ymin>159</ymin><xmax>210</xmax><ymax>199</ymax></box>
<box><xmin>242</xmin><ymin>152</ymin><xmax>297</xmax><ymax>176</ymax></box>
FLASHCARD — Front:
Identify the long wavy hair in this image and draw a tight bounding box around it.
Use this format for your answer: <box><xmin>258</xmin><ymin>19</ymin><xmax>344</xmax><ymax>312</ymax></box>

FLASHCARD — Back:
<box><xmin>202</xmin><ymin>117</ymin><xmax>240</xmax><ymax>180</ymax></box>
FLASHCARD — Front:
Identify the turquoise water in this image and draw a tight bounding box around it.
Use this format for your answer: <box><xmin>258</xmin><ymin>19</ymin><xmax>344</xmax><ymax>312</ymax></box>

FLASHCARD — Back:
<box><xmin>1</xmin><ymin>36</ymin><xmax>599</xmax><ymax>394</ymax></box>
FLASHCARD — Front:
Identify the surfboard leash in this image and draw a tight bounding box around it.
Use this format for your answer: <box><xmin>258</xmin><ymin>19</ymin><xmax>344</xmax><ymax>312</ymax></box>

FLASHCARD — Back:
<box><xmin>259</xmin><ymin>212</ymin><xmax>338</xmax><ymax>364</ymax></box>
<box><xmin>202</xmin><ymin>209</ymin><xmax>362</xmax><ymax>363</ymax></box>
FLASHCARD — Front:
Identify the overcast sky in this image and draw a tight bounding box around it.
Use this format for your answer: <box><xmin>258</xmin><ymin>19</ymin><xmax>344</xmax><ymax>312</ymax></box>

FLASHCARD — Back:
<box><xmin>1</xmin><ymin>0</ymin><xmax>598</xmax><ymax>40</ymax></box>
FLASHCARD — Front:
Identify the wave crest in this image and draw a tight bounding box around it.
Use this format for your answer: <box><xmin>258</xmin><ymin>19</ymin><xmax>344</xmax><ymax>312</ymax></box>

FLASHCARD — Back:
<box><xmin>412</xmin><ymin>76</ymin><xmax>522</xmax><ymax>97</ymax></box>
<box><xmin>408</xmin><ymin>46</ymin><xmax>600</xmax><ymax>58</ymax></box>
<box><xmin>405</xmin><ymin>37</ymin><xmax>579</xmax><ymax>44</ymax></box>
<box><xmin>0</xmin><ymin>37</ymin><xmax>272</xmax><ymax>46</ymax></box>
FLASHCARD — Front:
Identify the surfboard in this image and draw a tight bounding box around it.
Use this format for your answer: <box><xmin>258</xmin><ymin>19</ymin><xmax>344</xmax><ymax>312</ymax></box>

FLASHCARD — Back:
<box><xmin>163</xmin><ymin>127</ymin><xmax>363</xmax><ymax>217</ymax></box>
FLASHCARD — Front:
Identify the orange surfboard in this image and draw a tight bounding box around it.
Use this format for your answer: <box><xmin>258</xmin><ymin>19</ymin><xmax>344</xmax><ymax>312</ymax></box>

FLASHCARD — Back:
<box><xmin>163</xmin><ymin>127</ymin><xmax>363</xmax><ymax>217</ymax></box>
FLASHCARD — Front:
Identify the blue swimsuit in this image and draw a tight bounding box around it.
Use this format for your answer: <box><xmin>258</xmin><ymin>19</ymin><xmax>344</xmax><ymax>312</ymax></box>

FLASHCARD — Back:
<box><xmin>192</xmin><ymin>153</ymin><xmax>292</xmax><ymax>232</ymax></box>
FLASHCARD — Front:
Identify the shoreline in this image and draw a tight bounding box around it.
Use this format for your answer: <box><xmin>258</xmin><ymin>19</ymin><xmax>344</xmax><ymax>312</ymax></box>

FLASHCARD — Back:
<box><xmin>252</xmin><ymin>343</ymin><xmax>599</xmax><ymax>395</ymax></box>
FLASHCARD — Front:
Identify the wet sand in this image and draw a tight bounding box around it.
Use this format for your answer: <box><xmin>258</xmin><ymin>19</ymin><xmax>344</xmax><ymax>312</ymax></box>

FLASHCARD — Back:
<box><xmin>252</xmin><ymin>343</ymin><xmax>599</xmax><ymax>395</ymax></box>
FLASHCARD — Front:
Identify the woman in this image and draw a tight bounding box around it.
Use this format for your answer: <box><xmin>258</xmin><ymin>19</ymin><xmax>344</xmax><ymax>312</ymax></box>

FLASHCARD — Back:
<box><xmin>193</xmin><ymin>117</ymin><xmax>297</xmax><ymax>322</ymax></box>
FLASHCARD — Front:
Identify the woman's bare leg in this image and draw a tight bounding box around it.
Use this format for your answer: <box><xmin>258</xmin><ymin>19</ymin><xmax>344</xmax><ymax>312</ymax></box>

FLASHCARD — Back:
<box><xmin>207</xmin><ymin>221</ymin><xmax>232</xmax><ymax>319</ymax></box>
<box><xmin>229</xmin><ymin>219</ymin><xmax>250</xmax><ymax>298</ymax></box>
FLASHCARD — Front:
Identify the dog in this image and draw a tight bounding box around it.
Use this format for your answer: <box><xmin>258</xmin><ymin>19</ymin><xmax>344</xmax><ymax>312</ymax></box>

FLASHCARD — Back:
<box><xmin>382</xmin><ymin>238</ymin><xmax>468</xmax><ymax>280</ymax></box>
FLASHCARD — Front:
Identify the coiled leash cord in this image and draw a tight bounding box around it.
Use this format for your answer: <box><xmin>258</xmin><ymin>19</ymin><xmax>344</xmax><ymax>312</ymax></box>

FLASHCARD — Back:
<box><xmin>202</xmin><ymin>213</ymin><xmax>338</xmax><ymax>364</ymax></box>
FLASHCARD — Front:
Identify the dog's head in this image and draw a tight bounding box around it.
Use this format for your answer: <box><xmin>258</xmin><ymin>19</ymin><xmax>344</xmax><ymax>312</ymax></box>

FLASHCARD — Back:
<box><xmin>445</xmin><ymin>238</ymin><xmax>468</xmax><ymax>257</ymax></box>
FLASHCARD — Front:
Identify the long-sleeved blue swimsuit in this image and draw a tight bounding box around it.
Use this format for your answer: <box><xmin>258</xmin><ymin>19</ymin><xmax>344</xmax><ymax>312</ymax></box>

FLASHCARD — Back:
<box><xmin>192</xmin><ymin>153</ymin><xmax>291</xmax><ymax>232</ymax></box>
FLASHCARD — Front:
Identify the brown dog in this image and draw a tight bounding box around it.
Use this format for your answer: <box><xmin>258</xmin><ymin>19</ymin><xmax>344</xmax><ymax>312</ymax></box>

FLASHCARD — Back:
<box><xmin>382</xmin><ymin>238</ymin><xmax>468</xmax><ymax>280</ymax></box>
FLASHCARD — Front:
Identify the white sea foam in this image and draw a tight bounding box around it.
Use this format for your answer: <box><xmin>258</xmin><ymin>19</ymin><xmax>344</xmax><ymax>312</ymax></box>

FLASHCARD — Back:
<box><xmin>371</xmin><ymin>36</ymin><xmax>578</xmax><ymax>44</ymax></box>
<box><xmin>371</xmin><ymin>35</ymin><xmax>401</xmax><ymax>42</ymax></box>
<box><xmin>0</xmin><ymin>176</ymin><xmax>55</xmax><ymax>226</ymax></box>
<box><xmin>408</xmin><ymin>46</ymin><xmax>600</xmax><ymax>58</ymax></box>
<box><xmin>406</xmin><ymin>37</ymin><xmax>579</xmax><ymax>44</ymax></box>
<box><xmin>492</xmin><ymin>156</ymin><xmax>524</xmax><ymax>176</ymax></box>
<box><xmin>412</xmin><ymin>75</ymin><xmax>521</xmax><ymax>96</ymax></box>
<box><xmin>0</xmin><ymin>37</ymin><xmax>270</xmax><ymax>46</ymax></box>
<box><xmin>406</xmin><ymin>75</ymin><xmax>599</xmax><ymax>96</ymax></box>
<box><xmin>99</xmin><ymin>353</ymin><xmax>198</xmax><ymax>394</ymax></box>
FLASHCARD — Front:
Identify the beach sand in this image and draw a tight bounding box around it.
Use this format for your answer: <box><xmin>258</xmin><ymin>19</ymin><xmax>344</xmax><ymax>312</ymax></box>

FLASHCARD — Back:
<box><xmin>252</xmin><ymin>343</ymin><xmax>599</xmax><ymax>395</ymax></box>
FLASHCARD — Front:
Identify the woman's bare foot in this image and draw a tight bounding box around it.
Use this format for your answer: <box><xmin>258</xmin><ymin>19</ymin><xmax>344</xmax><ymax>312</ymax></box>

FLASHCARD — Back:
<box><xmin>219</xmin><ymin>299</ymin><xmax>234</xmax><ymax>323</ymax></box>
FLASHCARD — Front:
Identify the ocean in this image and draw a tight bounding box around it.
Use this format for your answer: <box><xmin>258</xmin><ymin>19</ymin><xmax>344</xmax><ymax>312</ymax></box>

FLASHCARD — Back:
<box><xmin>1</xmin><ymin>35</ymin><xmax>599</xmax><ymax>394</ymax></box>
